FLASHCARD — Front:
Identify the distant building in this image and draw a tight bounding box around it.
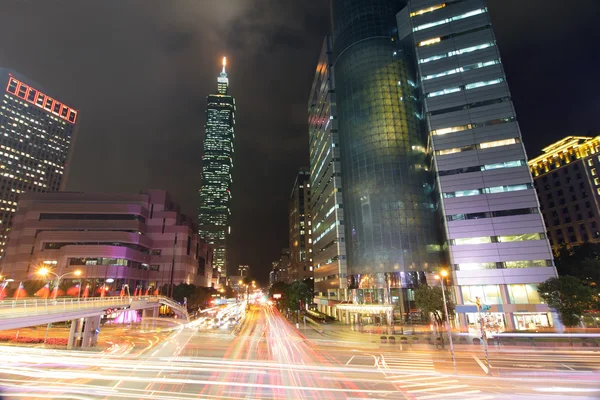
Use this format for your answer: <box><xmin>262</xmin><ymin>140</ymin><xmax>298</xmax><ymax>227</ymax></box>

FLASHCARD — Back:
<box><xmin>199</xmin><ymin>58</ymin><xmax>236</xmax><ymax>280</ymax></box>
<box><xmin>0</xmin><ymin>69</ymin><xmax>79</xmax><ymax>258</ymax></box>
<box><xmin>288</xmin><ymin>170</ymin><xmax>312</xmax><ymax>282</ymax></box>
<box><xmin>270</xmin><ymin>248</ymin><xmax>290</xmax><ymax>285</ymax></box>
<box><xmin>529</xmin><ymin>136</ymin><xmax>600</xmax><ymax>250</ymax></box>
<box><xmin>238</xmin><ymin>265</ymin><xmax>249</xmax><ymax>277</ymax></box>
<box><xmin>3</xmin><ymin>190</ymin><xmax>212</xmax><ymax>293</ymax></box>
<box><xmin>308</xmin><ymin>37</ymin><xmax>348</xmax><ymax>315</ymax></box>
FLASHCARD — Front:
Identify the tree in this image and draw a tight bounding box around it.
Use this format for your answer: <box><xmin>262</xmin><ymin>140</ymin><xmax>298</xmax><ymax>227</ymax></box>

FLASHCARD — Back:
<box><xmin>414</xmin><ymin>285</ymin><xmax>455</xmax><ymax>327</ymax></box>
<box><xmin>285</xmin><ymin>281</ymin><xmax>312</xmax><ymax>311</ymax></box>
<box><xmin>537</xmin><ymin>276</ymin><xmax>596</xmax><ymax>327</ymax></box>
<box><xmin>554</xmin><ymin>242</ymin><xmax>600</xmax><ymax>286</ymax></box>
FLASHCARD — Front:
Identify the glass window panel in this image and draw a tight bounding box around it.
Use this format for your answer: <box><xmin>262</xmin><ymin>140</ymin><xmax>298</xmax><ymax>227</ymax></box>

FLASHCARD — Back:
<box><xmin>508</xmin><ymin>285</ymin><xmax>529</xmax><ymax>304</ymax></box>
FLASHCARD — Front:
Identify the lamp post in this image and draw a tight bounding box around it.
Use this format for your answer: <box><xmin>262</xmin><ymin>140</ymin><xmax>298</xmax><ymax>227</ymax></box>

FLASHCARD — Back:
<box><xmin>0</xmin><ymin>278</ymin><xmax>14</xmax><ymax>299</ymax></box>
<box><xmin>37</xmin><ymin>267</ymin><xmax>82</xmax><ymax>299</ymax></box>
<box><xmin>435</xmin><ymin>270</ymin><xmax>456</xmax><ymax>370</ymax></box>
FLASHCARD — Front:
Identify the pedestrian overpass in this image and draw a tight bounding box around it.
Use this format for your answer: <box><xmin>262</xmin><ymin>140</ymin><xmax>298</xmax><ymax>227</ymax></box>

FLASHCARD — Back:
<box><xmin>0</xmin><ymin>295</ymin><xmax>188</xmax><ymax>348</ymax></box>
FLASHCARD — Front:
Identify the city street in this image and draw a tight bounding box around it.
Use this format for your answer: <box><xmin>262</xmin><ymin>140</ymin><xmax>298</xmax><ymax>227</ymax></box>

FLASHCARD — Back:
<box><xmin>0</xmin><ymin>305</ymin><xmax>599</xmax><ymax>399</ymax></box>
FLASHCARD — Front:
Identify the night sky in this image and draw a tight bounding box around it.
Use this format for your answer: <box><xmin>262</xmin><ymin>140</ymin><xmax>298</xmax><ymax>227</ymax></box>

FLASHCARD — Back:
<box><xmin>0</xmin><ymin>1</ymin><xmax>598</xmax><ymax>284</ymax></box>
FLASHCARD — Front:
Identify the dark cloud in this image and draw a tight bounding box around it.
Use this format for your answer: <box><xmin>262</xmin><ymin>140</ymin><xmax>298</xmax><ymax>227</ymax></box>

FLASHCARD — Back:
<box><xmin>0</xmin><ymin>1</ymin><xmax>596</xmax><ymax>283</ymax></box>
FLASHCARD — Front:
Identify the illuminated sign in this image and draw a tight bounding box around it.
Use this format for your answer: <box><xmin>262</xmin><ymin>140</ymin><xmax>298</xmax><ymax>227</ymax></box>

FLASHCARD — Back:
<box><xmin>273</xmin><ymin>294</ymin><xmax>282</xmax><ymax>299</ymax></box>
<box><xmin>5</xmin><ymin>75</ymin><xmax>78</xmax><ymax>124</ymax></box>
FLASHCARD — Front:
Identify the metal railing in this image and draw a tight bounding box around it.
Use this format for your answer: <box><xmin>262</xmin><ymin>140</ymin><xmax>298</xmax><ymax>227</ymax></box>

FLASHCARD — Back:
<box><xmin>0</xmin><ymin>295</ymin><xmax>188</xmax><ymax>320</ymax></box>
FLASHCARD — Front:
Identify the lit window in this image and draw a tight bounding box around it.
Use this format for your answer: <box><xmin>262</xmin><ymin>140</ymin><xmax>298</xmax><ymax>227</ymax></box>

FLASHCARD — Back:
<box><xmin>452</xmin><ymin>237</ymin><xmax>492</xmax><ymax>245</ymax></box>
<box><xmin>482</xmin><ymin>160</ymin><xmax>525</xmax><ymax>170</ymax></box>
<box><xmin>431</xmin><ymin>124</ymin><xmax>471</xmax><ymax>135</ymax></box>
<box><xmin>505</xmin><ymin>260</ymin><xmax>549</xmax><ymax>268</ymax></box>
<box><xmin>437</xmin><ymin>147</ymin><xmax>462</xmax><ymax>156</ymax></box>
<box><xmin>465</xmin><ymin>78</ymin><xmax>504</xmax><ymax>90</ymax></box>
<box><xmin>497</xmin><ymin>233</ymin><xmax>542</xmax><ymax>242</ymax></box>
<box><xmin>592</xmin><ymin>169</ymin><xmax>597</xmax><ymax>176</ymax></box>
<box><xmin>418</xmin><ymin>37</ymin><xmax>441</xmax><ymax>47</ymax></box>
<box><xmin>414</xmin><ymin>8</ymin><xmax>487</xmax><ymax>32</ymax></box>
<box><xmin>594</xmin><ymin>178</ymin><xmax>599</xmax><ymax>185</ymax></box>
<box><xmin>423</xmin><ymin>60</ymin><xmax>499</xmax><ymax>81</ymax></box>
<box><xmin>479</xmin><ymin>138</ymin><xmax>517</xmax><ymax>149</ymax></box>
<box><xmin>427</xmin><ymin>87</ymin><xmax>461</xmax><ymax>97</ymax></box>
<box><xmin>410</xmin><ymin>3</ymin><xmax>445</xmax><ymax>17</ymax></box>
<box><xmin>456</xmin><ymin>262</ymin><xmax>496</xmax><ymax>271</ymax></box>
<box><xmin>484</xmin><ymin>183</ymin><xmax>530</xmax><ymax>194</ymax></box>
<box><xmin>588</xmin><ymin>159</ymin><xmax>593</xmax><ymax>166</ymax></box>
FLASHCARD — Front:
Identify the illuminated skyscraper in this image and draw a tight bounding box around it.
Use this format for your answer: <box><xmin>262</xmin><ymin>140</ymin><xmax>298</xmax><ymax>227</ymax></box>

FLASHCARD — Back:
<box><xmin>199</xmin><ymin>58</ymin><xmax>236</xmax><ymax>279</ymax></box>
<box><xmin>0</xmin><ymin>69</ymin><xmax>79</xmax><ymax>258</ymax></box>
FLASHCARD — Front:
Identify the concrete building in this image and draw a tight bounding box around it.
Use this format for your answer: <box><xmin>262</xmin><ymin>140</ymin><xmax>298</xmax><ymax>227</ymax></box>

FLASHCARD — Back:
<box><xmin>199</xmin><ymin>58</ymin><xmax>236</xmax><ymax>281</ymax></box>
<box><xmin>3</xmin><ymin>190</ymin><xmax>212</xmax><ymax>294</ymax></box>
<box><xmin>0</xmin><ymin>69</ymin><xmax>79</xmax><ymax>258</ymax></box>
<box><xmin>288</xmin><ymin>170</ymin><xmax>313</xmax><ymax>282</ymax></box>
<box><xmin>398</xmin><ymin>0</ymin><xmax>557</xmax><ymax>331</ymax></box>
<box><xmin>529</xmin><ymin>136</ymin><xmax>600</xmax><ymax>250</ymax></box>
<box><xmin>308</xmin><ymin>37</ymin><xmax>348</xmax><ymax>315</ymax></box>
<box><xmin>270</xmin><ymin>248</ymin><xmax>290</xmax><ymax>286</ymax></box>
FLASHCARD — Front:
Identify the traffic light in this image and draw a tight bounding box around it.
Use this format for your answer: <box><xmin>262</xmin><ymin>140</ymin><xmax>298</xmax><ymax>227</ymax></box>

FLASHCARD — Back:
<box><xmin>481</xmin><ymin>305</ymin><xmax>491</xmax><ymax>312</ymax></box>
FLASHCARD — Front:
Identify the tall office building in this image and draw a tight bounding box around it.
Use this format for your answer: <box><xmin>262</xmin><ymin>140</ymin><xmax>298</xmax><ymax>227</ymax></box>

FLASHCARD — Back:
<box><xmin>529</xmin><ymin>136</ymin><xmax>600</xmax><ymax>251</ymax></box>
<box><xmin>0</xmin><ymin>69</ymin><xmax>79</xmax><ymax>258</ymax></box>
<box><xmin>289</xmin><ymin>169</ymin><xmax>313</xmax><ymax>282</ymax></box>
<box><xmin>398</xmin><ymin>0</ymin><xmax>557</xmax><ymax>330</ymax></box>
<box><xmin>308</xmin><ymin>37</ymin><xmax>348</xmax><ymax>315</ymax></box>
<box><xmin>199</xmin><ymin>58</ymin><xmax>236</xmax><ymax>280</ymax></box>
<box><xmin>330</xmin><ymin>0</ymin><xmax>441</xmax><ymax>321</ymax></box>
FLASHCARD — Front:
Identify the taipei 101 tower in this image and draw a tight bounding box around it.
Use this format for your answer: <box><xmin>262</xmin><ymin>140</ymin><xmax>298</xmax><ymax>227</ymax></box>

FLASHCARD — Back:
<box><xmin>199</xmin><ymin>58</ymin><xmax>236</xmax><ymax>283</ymax></box>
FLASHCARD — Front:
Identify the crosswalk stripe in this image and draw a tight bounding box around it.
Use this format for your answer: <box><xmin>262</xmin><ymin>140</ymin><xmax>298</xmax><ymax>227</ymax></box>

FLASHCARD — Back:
<box><xmin>407</xmin><ymin>384</ymin><xmax>469</xmax><ymax>393</ymax></box>
<box><xmin>418</xmin><ymin>390</ymin><xmax>482</xmax><ymax>399</ymax></box>
<box><xmin>399</xmin><ymin>379</ymin><xmax>458</xmax><ymax>388</ymax></box>
<box><xmin>389</xmin><ymin>376</ymin><xmax>440</xmax><ymax>382</ymax></box>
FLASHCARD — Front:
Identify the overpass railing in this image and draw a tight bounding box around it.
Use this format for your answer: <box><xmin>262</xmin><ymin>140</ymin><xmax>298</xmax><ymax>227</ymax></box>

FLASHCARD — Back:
<box><xmin>0</xmin><ymin>295</ymin><xmax>188</xmax><ymax>320</ymax></box>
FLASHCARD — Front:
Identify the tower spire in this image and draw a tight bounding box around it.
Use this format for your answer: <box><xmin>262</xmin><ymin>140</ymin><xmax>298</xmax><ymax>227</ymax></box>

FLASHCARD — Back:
<box><xmin>217</xmin><ymin>56</ymin><xmax>229</xmax><ymax>94</ymax></box>
<box><xmin>222</xmin><ymin>57</ymin><xmax>227</xmax><ymax>74</ymax></box>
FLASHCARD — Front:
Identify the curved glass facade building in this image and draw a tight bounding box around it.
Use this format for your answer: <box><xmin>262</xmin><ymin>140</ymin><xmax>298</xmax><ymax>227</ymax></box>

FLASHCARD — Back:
<box><xmin>331</xmin><ymin>0</ymin><xmax>441</xmax><ymax>305</ymax></box>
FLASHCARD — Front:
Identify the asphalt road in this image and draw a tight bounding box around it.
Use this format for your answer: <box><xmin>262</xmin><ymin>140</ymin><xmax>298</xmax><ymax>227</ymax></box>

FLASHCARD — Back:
<box><xmin>0</xmin><ymin>305</ymin><xmax>599</xmax><ymax>399</ymax></box>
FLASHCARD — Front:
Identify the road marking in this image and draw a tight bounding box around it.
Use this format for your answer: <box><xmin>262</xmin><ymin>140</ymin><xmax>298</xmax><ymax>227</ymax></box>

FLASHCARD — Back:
<box><xmin>389</xmin><ymin>376</ymin><xmax>440</xmax><ymax>382</ymax></box>
<box><xmin>472</xmin><ymin>355</ymin><xmax>489</xmax><ymax>374</ymax></box>
<box><xmin>562</xmin><ymin>364</ymin><xmax>575</xmax><ymax>371</ymax></box>
<box><xmin>418</xmin><ymin>390</ymin><xmax>482</xmax><ymax>399</ymax></box>
<box><xmin>345</xmin><ymin>355</ymin><xmax>356</xmax><ymax>365</ymax></box>
<box><xmin>399</xmin><ymin>379</ymin><xmax>457</xmax><ymax>388</ymax></box>
<box><xmin>407</xmin><ymin>384</ymin><xmax>469</xmax><ymax>393</ymax></box>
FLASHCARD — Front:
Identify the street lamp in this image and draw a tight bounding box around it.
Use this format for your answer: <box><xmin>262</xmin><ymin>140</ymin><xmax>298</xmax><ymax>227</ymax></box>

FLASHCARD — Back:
<box><xmin>0</xmin><ymin>277</ymin><xmax>14</xmax><ymax>299</ymax></box>
<box><xmin>435</xmin><ymin>270</ymin><xmax>456</xmax><ymax>370</ymax></box>
<box><xmin>37</xmin><ymin>268</ymin><xmax>82</xmax><ymax>299</ymax></box>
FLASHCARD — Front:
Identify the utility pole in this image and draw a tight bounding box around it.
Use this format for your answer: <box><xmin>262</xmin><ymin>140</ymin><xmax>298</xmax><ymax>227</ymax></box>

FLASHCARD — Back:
<box><xmin>169</xmin><ymin>233</ymin><xmax>177</xmax><ymax>298</ymax></box>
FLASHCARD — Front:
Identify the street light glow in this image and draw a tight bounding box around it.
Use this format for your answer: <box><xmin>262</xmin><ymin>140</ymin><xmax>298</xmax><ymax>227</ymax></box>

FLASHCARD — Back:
<box><xmin>37</xmin><ymin>267</ymin><xmax>50</xmax><ymax>276</ymax></box>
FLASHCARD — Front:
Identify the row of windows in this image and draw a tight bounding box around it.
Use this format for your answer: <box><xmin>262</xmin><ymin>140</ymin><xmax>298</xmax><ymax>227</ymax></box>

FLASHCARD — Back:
<box><xmin>414</xmin><ymin>8</ymin><xmax>487</xmax><ymax>32</ymax></box>
<box><xmin>419</xmin><ymin>41</ymin><xmax>495</xmax><ymax>64</ymax></box>
<box><xmin>447</xmin><ymin>207</ymin><xmax>537</xmax><ymax>221</ymax></box>
<box><xmin>461</xmin><ymin>284</ymin><xmax>541</xmax><ymax>305</ymax></box>
<box><xmin>427</xmin><ymin>78</ymin><xmax>504</xmax><ymax>98</ymax></box>
<box><xmin>451</xmin><ymin>232</ymin><xmax>544</xmax><ymax>245</ymax></box>
<box><xmin>418</xmin><ymin>24</ymin><xmax>491</xmax><ymax>47</ymax></box>
<box><xmin>438</xmin><ymin>159</ymin><xmax>526</xmax><ymax>176</ymax></box>
<box><xmin>423</xmin><ymin>59</ymin><xmax>499</xmax><ymax>81</ymax></box>
<box><xmin>443</xmin><ymin>183</ymin><xmax>531</xmax><ymax>198</ymax></box>
<box><xmin>455</xmin><ymin>259</ymin><xmax>552</xmax><ymax>271</ymax></box>
<box><xmin>431</xmin><ymin>116</ymin><xmax>514</xmax><ymax>136</ymax></box>
<box><xmin>38</xmin><ymin>213</ymin><xmax>146</xmax><ymax>223</ymax></box>
<box><xmin>436</xmin><ymin>138</ymin><xmax>519</xmax><ymax>156</ymax></box>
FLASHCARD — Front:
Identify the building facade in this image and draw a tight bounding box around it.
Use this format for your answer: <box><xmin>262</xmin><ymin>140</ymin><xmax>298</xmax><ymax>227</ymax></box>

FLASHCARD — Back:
<box><xmin>529</xmin><ymin>136</ymin><xmax>600</xmax><ymax>250</ymax></box>
<box><xmin>398</xmin><ymin>0</ymin><xmax>557</xmax><ymax>331</ymax></box>
<box><xmin>330</xmin><ymin>0</ymin><xmax>442</xmax><ymax>323</ymax></box>
<box><xmin>289</xmin><ymin>170</ymin><xmax>313</xmax><ymax>282</ymax></box>
<box><xmin>308</xmin><ymin>37</ymin><xmax>348</xmax><ymax>313</ymax></box>
<box><xmin>199</xmin><ymin>58</ymin><xmax>236</xmax><ymax>280</ymax></box>
<box><xmin>0</xmin><ymin>69</ymin><xmax>79</xmax><ymax>258</ymax></box>
<box><xmin>3</xmin><ymin>190</ymin><xmax>212</xmax><ymax>293</ymax></box>
<box><xmin>270</xmin><ymin>248</ymin><xmax>290</xmax><ymax>286</ymax></box>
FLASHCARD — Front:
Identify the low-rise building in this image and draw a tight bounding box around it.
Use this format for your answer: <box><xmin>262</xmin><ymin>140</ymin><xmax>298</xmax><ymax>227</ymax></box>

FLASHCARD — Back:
<box><xmin>2</xmin><ymin>190</ymin><xmax>212</xmax><ymax>294</ymax></box>
<box><xmin>529</xmin><ymin>136</ymin><xmax>600</xmax><ymax>250</ymax></box>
